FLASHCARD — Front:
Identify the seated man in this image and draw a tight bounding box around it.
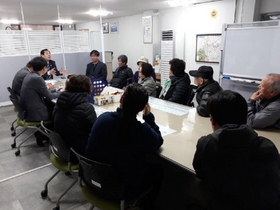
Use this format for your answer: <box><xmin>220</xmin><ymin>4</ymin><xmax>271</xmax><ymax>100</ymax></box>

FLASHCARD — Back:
<box><xmin>189</xmin><ymin>66</ymin><xmax>222</xmax><ymax>117</ymax></box>
<box><xmin>40</xmin><ymin>49</ymin><xmax>66</xmax><ymax>80</ymax></box>
<box><xmin>85</xmin><ymin>83</ymin><xmax>163</xmax><ymax>209</ymax></box>
<box><xmin>159</xmin><ymin>58</ymin><xmax>193</xmax><ymax>105</ymax></box>
<box><xmin>193</xmin><ymin>90</ymin><xmax>280</xmax><ymax>210</ymax></box>
<box><xmin>85</xmin><ymin>49</ymin><xmax>107</xmax><ymax>81</ymax></box>
<box><xmin>109</xmin><ymin>54</ymin><xmax>133</xmax><ymax>89</ymax></box>
<box><xmin>247</xmin><ymin>73</ymin><xmax>280</xmax><ymax>129</ymax></box>
<box><xmin>12</xmin><ymin>60</ymin><xmax>33</xmax><ymax>96</ymax></box>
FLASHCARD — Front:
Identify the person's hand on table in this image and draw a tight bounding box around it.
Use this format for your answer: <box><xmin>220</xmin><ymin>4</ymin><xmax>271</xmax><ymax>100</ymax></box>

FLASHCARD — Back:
<box><xmin>143</xmin><ymin>103</ymin><xmax>151</xmax><ymax>116</ymax></box>
<box><xmin>46</xmin><ymin>83</ymin><xmax>55</xmax><ymax>90</ymax></box>
<box><xmin>58</xmin><ymin>87</ymin><xmax>65</xmax><ymax>91</ymax></box>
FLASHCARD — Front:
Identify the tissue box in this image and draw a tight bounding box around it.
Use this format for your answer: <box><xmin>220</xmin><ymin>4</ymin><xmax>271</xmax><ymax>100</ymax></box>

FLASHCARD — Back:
<box><xmin>94</xmin><ymin>95</ymin><xmax>113</xmax><ymax>106</ymax></box>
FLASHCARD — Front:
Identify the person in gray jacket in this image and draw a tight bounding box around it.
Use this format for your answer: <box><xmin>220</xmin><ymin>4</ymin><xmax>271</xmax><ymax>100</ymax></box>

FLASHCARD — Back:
<box><xmin>21</xmin><ymin>56</ymin><xmax>61</xmax><ymax>122</ymax></box>
<box><xmin>12</xmin><ymin>60</ymin><xmax>33</xmax><ymax>96</ymax></box>
<box><xmin>138</xmin><ymin>63</ymin><xmax>157</xmax><ymax>97</ymax></box>
<box><xmin>247</xmin><ymin>73</ymin><xmax>280</xmax><ymax>129</ymax></box>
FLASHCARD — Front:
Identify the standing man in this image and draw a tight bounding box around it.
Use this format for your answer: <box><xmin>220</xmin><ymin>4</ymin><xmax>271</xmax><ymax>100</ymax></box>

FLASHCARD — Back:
<box><xmin>85</xmin><ymin>50</ymin><xmax>107</xmax><ymax>81</ymax></box>
<box><xmin>247</xmin><ymin>73</ymin><xmax>280</xmax><ymax>129</ymax></box>
<box><xmin>40</xmin><ymin>49</ymin><xmax>66</xmax><ymax>80</ymax></box>
<box><xmin>109</xmin><ymin>54</ymin><xmax>133</xmax><ymax>89</ymax></box>
<box><xmin>12</xmin><ymin>60</ymin><xmax>33</xmax><ymax>96</ymax></box>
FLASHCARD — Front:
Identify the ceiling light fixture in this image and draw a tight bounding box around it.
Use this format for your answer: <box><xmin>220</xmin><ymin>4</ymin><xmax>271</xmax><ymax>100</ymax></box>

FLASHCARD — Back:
<box><xmin>1</xmin><ymin>19</ymin><xmax>20</xmax><ymax>24</ymax></box>
<box><xmin>87</xmin><ymin>9</ymin><xmax>113</xmax><ymax>17</ymax></box>
<box><xmin>167</xmin><ymin>0</ymin><xmax>192</xmax><ymax>7</ymax></box>
<box><xmin>56</xmin><ymin>19</ymin><xmax>73</xmax><ymax>24</ymax></box>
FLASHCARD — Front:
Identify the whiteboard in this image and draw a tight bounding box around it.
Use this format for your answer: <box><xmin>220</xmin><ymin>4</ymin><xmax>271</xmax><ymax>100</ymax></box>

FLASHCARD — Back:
<box><xmin>222</xmin><ymin>26</ymin><xmax>280</xmax><ymax>79</ymax></box>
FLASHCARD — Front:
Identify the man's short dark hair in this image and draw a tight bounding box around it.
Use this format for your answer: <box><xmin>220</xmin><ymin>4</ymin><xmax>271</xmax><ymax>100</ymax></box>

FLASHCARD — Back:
<box><xmin>118</xmin><ymin>55</ymin><xmax>128</xmax><ymax>64</ymax></box>
<box><xmin>169</xmin><ymin>58</ymin><xmax>186</xmax><ymax>77</ymax></box>
<box><xmin>207</xmin><ymin>90</ymin><xmax>247</xmax><ymax>126</ymax></box>
<box><xmin>40</xmin><ymin>49</ymin><xmax>49</xmax><ymax>55</ymax></box>
<box><xmin>66</xmin><ymin>74</ymin><xmax>92</xmax><ymax>94</ymax></box>
<box><xmin>26</xmin><ymin>59</ymin><xmax>33</xmax><ymax>68</ymax></box>
<box><xmin>32</xmin><ymin>57</ymin><xmax>47</xmax><ymax>71</ymax></box>
<box><xmin>90</xmin><ymin>50</ymin><xmax>100</xmax><ymax>57</ymax></box>
<box><xmin>141</xmin><ymin>63</ymin><xmax>154</xmax><ymax>78</ymax></box>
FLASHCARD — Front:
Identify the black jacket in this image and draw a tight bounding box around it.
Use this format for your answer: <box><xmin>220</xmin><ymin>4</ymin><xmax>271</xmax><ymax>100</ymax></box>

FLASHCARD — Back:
<box><xmin>53</xmin><ymin>91</ymin><xmax>97</xmax><ymax>155</ymax></box>
<box><xmin>109</xmin><ymin>65</ymin><xmax>133</xmax><ymax>89</ymax></box>
<box><xmin>86</xmin><ymin>61</ymin><xmax>107</xmax><ymax>81</ymax></box>
<box><xmin>196</xmin><ymin>80</ymin><xmax>222</xmax><ymax>117</ymax></box>
<box><xmin>162</xmin><ymin>73</ymin><xmax>193</xmax><ymax>106</ymax></box>
<box><xmin>42</xmin><ymin>60</ymin><xmax>62</xmax><ymax>80</ymax></box>
<box><xmin>193</xmin><ymin>124</ymin><xmax>280</xmax><ymax>210</ymax></box>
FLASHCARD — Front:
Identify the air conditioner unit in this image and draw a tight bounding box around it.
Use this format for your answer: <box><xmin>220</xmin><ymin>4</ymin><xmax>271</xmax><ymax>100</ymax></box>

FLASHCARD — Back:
<box><xmin>160</xmin><ymin>29</ymin><xmax>174</xmax><ymax>87</ymax></box>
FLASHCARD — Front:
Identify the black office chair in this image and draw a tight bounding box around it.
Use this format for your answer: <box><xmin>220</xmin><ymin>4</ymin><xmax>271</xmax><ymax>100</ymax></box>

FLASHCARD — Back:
<box><xmin>40</xmin><ymin>122</ymin><xmax>79</xmax><ymax>210</ymax></box>
<box><xmin>186</xmin><ymin>85</ymin><xmax>196</xmax><ymax>107</ymax></box>
<box><xmin>71</xmin><ymin>148</ymin><xmax>152</xmax><ymax>210</ymax></box>
<box><xmin>7</xmin><ymin>87</ymin><xmax>51</xmax><ymax>156</ymax></box>
<box><xmin>7</xmin><ymin>87</ymin><xmax>19</xmax><ymax>137</ymax></box>
<box><xmin>156</xmin><ymin>85</ymin><xmax>163</xmax><ymax>98</ymax></box>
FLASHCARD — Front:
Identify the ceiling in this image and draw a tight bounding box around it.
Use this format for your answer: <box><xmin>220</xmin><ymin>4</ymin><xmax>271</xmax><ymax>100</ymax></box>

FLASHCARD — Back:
<box><xmin>0</xmin><ymin>0</ymin><xmax>222</xmax><ymax>25</ymax></box>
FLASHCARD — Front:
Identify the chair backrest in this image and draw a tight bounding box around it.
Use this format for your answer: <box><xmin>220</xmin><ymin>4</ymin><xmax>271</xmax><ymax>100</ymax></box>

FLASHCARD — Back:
<box><xmin>71</xmin><ymin>148</ymin><xmax>124</xmax><ymax>201</ymax></box>
<box><xmin>41</xmin><ymin>122</ymin><xmax>70</xmax><ymax>161</ymax></box>
<box><xmin>156</xmin><ymin>85</ymin><xmax>162</xmax><ymax>98</ymax></box>
<box><xmin>186</xmin><ymin>85</ymin><xmax>196</xmax><ymax>107</ymax></box>
<box><xmin>7</xmin><ymin>87</ymin><xmax>26</xmax><ymax>120</ymax></box>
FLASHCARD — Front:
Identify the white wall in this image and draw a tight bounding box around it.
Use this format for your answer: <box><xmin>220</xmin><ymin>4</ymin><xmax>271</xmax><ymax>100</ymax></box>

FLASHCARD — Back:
<box><xmin>260</xmin><ymin>0</ymin><xmax>280</xmax><ymax>13</ymax></box>
<box><xmin>158</xmin><ymin>0</ymin><xmax>235</xmax><ymax>81</ymax></box>
<box><xmin>76</xmin><ymin>15</ymin><xmax>144</xmax><ymax>72</ymax></box>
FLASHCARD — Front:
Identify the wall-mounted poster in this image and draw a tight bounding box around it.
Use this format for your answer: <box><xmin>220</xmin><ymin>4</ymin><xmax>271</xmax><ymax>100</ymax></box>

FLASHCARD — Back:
<box><xmin>196</xmin><ymin>34</ymin><xmax>221</xmax><ymax>63</ymax></box>
<box><xmin>110</xmin><ymin>22</ymin><xmax>118</xmax><ymax>34</ymax></box>
<box><xmin>102</xmin><ymin>22</ymin><xmax>109</xmax><ymax>34</ymax></box>
<box><xmin>142</xmin><ymin>16</ymin><xmax>152</xmax><ymax>43</ymax></box>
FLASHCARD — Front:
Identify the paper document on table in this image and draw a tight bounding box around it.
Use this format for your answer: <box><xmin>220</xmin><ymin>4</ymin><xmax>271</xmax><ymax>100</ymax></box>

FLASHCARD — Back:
<box><xmin>148</xmin><ymin>98</ymin><xmax>190</xmax><ymax>116</ymax></box>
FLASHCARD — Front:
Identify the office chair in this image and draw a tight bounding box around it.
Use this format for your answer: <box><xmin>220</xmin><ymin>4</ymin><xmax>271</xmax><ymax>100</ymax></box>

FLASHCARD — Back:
<box><xmin>71</xmin><ymin>148</ymin><xmax>152</xmax><ymax>210</ymax></box>
<box><xmin>186</xmin><ymin>85</ymin><xmax>196</xmax><ymax>107</ymax></box>
<box><xmin>7</xmin><ymin>87</ymin><xmax>19</xmax><ymax>137</ymax></box>
<box><xmin>7</xmin><ymin>87</ymin><xmax>51</xmax><ymax>156</ymax></box>
<box><xmin>40</xmin><ymin>122</ymin><xmax>79</xmax><ymax>210</ymax></box>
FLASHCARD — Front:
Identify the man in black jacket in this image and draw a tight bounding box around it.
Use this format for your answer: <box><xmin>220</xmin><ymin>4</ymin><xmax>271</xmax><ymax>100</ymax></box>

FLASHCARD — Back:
<box><xmin>109</xmin><ymin>54</ymin><xmax>133</xmax><ymax>89</ymax></box>
<box><xmin>85</xmin><ymin>50</ymin><xmax>107</xmax><ymax>81</ymax></box>
<box><xmin>193</xmin><ymin>90</ymin><xmax>280</xmax><ymax>210</ymax></box>
<box><xmin>40</xmin><ymin>49</ymin><xmax>66</xmax><ymax>80</ymax></box>
<box><xmin>159</xmin><ymin>58</ymin><xmax>193</xmax><ymax>106</ymax></box>
<box><xmin>189</xmin><ymin>66</ymin><xmax>222</xmax><ymax>117</ymax></box>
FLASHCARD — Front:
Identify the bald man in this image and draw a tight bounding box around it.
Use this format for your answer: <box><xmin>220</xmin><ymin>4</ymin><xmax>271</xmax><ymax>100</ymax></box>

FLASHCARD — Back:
<box><xmin>247</xmin><ymin>73</ymin><xmax>280</xmax><ymax>129</ymax></box>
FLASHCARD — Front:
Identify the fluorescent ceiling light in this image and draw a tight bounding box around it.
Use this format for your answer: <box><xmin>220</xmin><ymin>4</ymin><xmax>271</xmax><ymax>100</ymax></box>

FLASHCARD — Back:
<box><xmin>56</xmin><ymin>19</ymin><xmax>73</xmax><ymax>24</ymax></box>
<box><xmin>1</xmin><ymin>19</ymin><xmax>20</xmax><ymax>24</ymax></box>
<box><xmin>167</xmin><ymin>0</ymin><xmax>192</xmax><ymax>7</ymax></box>
<box><xmin>87</xmin><ymin>9</ymin><xmax>113</xmax><ymax>17</ymax></box>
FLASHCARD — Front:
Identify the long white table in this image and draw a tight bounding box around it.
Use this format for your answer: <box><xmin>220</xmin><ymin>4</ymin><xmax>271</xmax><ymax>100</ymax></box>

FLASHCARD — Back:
<box><xmin>93</xmin><ymin>97</ymin><xmax>280</xmax><ymax>172</ymax></box>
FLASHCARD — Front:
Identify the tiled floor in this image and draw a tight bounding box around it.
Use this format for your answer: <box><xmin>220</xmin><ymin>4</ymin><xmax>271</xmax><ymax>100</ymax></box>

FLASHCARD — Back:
<box><xmin>0</xmin><ymin>105</ymin><xmax>93</xmax><ymax>210</ymax></box>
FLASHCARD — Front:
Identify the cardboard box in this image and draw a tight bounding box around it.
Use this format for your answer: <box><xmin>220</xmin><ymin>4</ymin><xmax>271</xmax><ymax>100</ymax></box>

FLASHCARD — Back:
<box><xmin>94</xmin><ymin>95</ymin><xmax>113</xmax><ymax>106</ymax></box>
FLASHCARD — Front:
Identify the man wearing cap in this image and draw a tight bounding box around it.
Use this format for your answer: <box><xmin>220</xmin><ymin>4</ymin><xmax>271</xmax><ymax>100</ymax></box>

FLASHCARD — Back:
<box><xmin>189</xmin><ymin>66</ymin><xmax>222</xmax><ymax>117</ymax></box>
<box><xmin>132</xmin><ymin>56</ymin><xmax>156</xmax><ymax>83</ymax></box>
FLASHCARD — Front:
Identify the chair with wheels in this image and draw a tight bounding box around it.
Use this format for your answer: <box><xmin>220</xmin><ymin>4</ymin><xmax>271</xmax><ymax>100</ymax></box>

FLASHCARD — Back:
<box><xmin>7</xmin><ymin>87</ymin><xmax>20</xmax><ymax>137</ymax></box>
<box><xmin>71</xmin><ymin>148</ymin><xmax>152</xmax><ymax>210</ymax></box>
<box><xmin>7</xmin><ymin>87</ymin><xmax>51</xmax><ymax>156</ymax></box>
<box><xmin>40</xmin><ymin>122</ymin><xmax>79</xmax><ymax>210</ymax></box>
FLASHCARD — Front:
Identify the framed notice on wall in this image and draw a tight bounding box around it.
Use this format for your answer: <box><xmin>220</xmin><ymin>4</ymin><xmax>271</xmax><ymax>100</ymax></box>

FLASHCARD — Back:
<box><xmin>143</xmin><ymin>16</ymin><xmax>152</xmax><ymax>44</ymax></box>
